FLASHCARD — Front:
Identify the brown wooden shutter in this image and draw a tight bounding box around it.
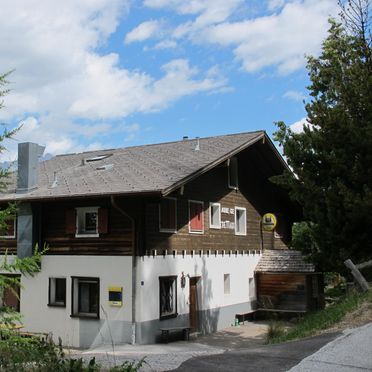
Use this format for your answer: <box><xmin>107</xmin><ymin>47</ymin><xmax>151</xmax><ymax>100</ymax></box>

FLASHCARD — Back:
<box><xmin>98</xmin><ymin>208</ymin><xmax>108</xmax><ymax>234</ymax></box>
<box><xmin>189</xmin><ymin>202</ymin><xmax>203</xmax><ymax>232</ymax></box>
<box><xmin>65</xmin><ymin>209</ymin><xmax>76</xmax><ymax>234</ymax></box>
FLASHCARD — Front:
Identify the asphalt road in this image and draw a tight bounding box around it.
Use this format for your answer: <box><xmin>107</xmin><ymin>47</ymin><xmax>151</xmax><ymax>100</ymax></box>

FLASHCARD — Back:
<box><xmin>172</xmin><ymin>332</ymin><xmax>340</xmax><ymax>372</ymax></box>
<box><xmin>289</xmin><ymin>323</ymin><xmax>372</xmax><ymax>371</ymax></box>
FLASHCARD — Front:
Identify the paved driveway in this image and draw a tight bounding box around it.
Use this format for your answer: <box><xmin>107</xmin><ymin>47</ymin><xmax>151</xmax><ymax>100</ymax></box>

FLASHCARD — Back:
<box><xmin>172</xmin><ymin>332</ymin><xmax>339</xmax><ymax>372</ymax></box>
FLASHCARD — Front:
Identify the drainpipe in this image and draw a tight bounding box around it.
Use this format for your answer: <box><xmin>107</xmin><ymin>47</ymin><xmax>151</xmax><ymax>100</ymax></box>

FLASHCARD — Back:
<box><xmin>110</xmin><ymin>196</ymin><xmax>137</xmax><ymax>345</ymax></box>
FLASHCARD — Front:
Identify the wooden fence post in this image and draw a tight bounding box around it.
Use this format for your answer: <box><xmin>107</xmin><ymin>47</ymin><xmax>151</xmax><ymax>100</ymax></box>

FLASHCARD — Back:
<box><xmin>344</xmin><ymin>259</ymin><xmax>370</xmax><ymax>292</ymax></box>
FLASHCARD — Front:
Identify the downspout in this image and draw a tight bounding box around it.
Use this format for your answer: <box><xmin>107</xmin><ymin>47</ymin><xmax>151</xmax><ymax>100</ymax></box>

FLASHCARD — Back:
<box><xmin>110</xmin><ymin>196</ymin><xmax>137</xmax><ymax>345</ymax></box>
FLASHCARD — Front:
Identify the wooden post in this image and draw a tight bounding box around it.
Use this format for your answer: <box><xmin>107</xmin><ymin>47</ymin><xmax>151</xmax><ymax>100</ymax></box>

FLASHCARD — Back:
<box><xmin>344</xmin><ymin>259</ymin><xmax>370</xmax><ymax>292</ymax></box>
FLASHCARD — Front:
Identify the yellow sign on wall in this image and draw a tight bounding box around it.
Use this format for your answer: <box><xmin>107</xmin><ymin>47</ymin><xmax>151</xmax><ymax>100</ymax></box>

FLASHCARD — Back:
<box><xmin>262</xmin><ymin>213</ymin><xmax>277</xmax><ymax>231</ymax></box>
<box><xmin>108</xmin><ymin>286</ymin><xmax>123</xmax><ymax>307</ymax></box>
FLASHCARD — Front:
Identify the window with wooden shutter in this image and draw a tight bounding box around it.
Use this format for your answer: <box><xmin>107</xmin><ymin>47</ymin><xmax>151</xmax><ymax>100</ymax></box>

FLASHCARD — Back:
<box><xmin>189</xmin><ymin>200</ymin><xmax>204</xmax><ymax>233</ymax></box>
<box><xmin>159</xmin><ymin>198</ymin><xmax>177</xmax><ymax>232</ymax></box>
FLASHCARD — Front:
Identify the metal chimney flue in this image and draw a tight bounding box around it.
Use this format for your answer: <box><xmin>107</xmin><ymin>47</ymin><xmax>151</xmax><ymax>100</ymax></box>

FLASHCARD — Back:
<box><xmin>17</xmin><ymin>142</ymin><xmax>45</xmax><ymax>193</ymax></box>
<box><xmin>194</xmin><ymin>137</ymin><xmax>200</xmax><ymax>151</ymax></box>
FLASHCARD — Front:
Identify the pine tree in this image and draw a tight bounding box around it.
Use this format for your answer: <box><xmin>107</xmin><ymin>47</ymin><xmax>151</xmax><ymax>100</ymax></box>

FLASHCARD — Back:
<box><xmin>273</xmin><ymin>0</ymin><xmax>372</xmax><ymax>273</ymax></box>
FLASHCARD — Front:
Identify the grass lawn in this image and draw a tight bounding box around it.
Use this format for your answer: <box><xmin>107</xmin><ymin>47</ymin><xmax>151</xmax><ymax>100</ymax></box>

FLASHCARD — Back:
<box><xmin>267</xmin><ymin>289</ymin><xmax>372</xmax><ymax>344</ymax></box>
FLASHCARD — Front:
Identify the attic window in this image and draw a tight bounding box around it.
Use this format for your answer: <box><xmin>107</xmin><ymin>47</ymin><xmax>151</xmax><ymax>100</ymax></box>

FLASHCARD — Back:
<box><xmin>85</xmin><ymin>154</ymin><xmax>112</xmax><ymax>162</ymax></box>
<box><xmin>228</xmin><ymin>157</ymin><xmax>239</xmax><ymax>189</ymax></box>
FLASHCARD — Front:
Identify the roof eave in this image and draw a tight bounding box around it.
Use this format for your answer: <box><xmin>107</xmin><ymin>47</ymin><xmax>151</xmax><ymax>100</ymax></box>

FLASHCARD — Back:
<box><xmin>161</xmin><ymin>131</ymin><xmax>266</xmax><ymax>196</ymax></box>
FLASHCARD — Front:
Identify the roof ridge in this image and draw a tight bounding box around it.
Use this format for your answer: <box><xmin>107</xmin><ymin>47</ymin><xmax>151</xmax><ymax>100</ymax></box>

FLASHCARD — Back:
<box><xmin>54</xmin><ymin>130</ymin><xmax>265</xmax><ymax>158</ymax></box>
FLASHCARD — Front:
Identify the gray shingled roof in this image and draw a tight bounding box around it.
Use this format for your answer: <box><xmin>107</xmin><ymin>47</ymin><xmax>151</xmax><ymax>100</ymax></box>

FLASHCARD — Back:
<box><xmin>255</xmin><ymin>250</ymin><xmax>315</xmax><ymax>273</ymax></box>
<box><xmin>0</xmin><ymin>131</ymin><xmax>267</xmax><ymax>201</ymax></box>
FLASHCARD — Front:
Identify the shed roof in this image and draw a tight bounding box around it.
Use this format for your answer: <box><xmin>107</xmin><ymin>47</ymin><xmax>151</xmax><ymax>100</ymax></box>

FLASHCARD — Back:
<box><xmin>0</xmin><ymin>131</ymin><xmax>281</xmax><ymax>201</ymax></box>
<box><xmin>255</xmin><ymin>249</ymin><xmax>315</xmax><ymax>273</ymax></box>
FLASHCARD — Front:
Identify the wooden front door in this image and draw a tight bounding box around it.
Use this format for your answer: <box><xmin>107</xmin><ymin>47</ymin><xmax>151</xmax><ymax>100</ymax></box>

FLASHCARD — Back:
<box><xmin>189</xmin><ymin>277</ymin><xmax>199</xmax><ymax>331</ymax></box>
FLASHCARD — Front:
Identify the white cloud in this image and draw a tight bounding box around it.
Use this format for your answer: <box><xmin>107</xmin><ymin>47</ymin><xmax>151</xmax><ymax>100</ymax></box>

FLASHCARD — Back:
<box><xmin>153</xmin><ymin>40</ymin><xmax>178</xmax><ymax>50</ymax></box>
<box><xmin>142</xmin><ymin>0</ymin><xmax>338</xmax><ymax>74</ymax></box>
<box><xmin>283</xmin><ymin>90</ymin><xmax>306</xmax><ymax>101</ymax></box>
<box><xmin>125</xmin><ymin>20</ymin><xmax>163</xmax><ymax>43</ymax></box>
<box><xmin>290</xmin><ymin>117</ymin><xmax>310</xmax><ymax>133</ymax></box>
<box><xmin>0</xmin><ymin>0</ymin><xmax>227</xmax><ymax>156</ymax></box>
<box><xmin>69</xmin><ymin>56</ymin><xmax>226</xmax><ymax>118</ymax></box>
<box><xmin>202</xmin><ymin>0</ymin><xmax>337</xmax><ymax>74</ymax></box>
<box><xmin>267</xmin><ymin>0</ymin><xmax>286</xmax><ymax>11</ymax></box>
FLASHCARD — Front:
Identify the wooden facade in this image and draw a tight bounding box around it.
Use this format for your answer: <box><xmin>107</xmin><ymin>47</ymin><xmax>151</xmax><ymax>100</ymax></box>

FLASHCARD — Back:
<box><xmin>0</xmin><ymin>141</ymin><xmax>296</xmax><ymax>258</ymax></box>
<box><xmin>256</xmin><ymin>272</ymin><xmax>325</xmax><ymax>312</ymax></box>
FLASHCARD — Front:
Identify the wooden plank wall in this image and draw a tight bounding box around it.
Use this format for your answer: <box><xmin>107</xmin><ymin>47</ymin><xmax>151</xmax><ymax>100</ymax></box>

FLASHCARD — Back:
<box><xmin>41</xmin><ymin>199</ymin><xmax>133</xmax><ymax>255</ymax></box>
<box><xmin>145</xmin><ymin>142</ymin><xmax>293</xmax><ymax>255</ymax></box>
<box><xmin>256</xmin><ymin>273</ymin><xmax>307</xmax><ymax>311</ymax></box>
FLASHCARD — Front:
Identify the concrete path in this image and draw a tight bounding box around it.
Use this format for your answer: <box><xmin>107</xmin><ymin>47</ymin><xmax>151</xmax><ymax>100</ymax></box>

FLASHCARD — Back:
<box><xmin>73</xmin><ymin>322</ymin><xmax>269</xmax><ymax>371</ymax></box>
<box><xmin>73</xmin><ymin>322</ymin><xmax>372</xmax><ymax>371</ymax></box>
<box><xmin>289</xmin><ymin>323</ymin><xmax>372</xmax><ymax>371</ymax></box>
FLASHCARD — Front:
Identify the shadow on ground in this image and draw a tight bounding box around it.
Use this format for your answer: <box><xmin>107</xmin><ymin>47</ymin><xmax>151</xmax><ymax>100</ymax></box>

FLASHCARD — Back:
<box><xmin>172</xmin><ymin>331</ymin><xmax>340</xmax><ymax>372</ymax></box>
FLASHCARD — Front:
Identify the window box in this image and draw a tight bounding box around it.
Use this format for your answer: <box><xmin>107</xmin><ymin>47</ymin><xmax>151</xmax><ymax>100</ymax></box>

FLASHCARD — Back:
<box><xmin>189</xmin><ymin>200</ymin><xmax>204</xmax><ymax>234</ymax></box>
<box><xmin>235</xmin><ymin>207</ymin><xmax>247</xmax><ymax>236</ymax></box>
<box><xmin>159</xmin><ymin>276</ymin><xmax>177</xmax><ymax>320</ymax></box>
<box><xmin>209</xmin><ymin>202</ymin><xmax>221</xmax><ymax>229</ymax></box>
<box><xmin>71</xmin><ymin>277</ymin><xmax>100</xmax><ymax>319</ymax></box>
<box><xmin>48</xmin><ymin>278</ymin><xmax>66</xmax><ymax>307</ymax></box>
<box><xmin>159</xmin><ymin>197</ymin><xmax>177</xmax><ymax>233</ymax></box>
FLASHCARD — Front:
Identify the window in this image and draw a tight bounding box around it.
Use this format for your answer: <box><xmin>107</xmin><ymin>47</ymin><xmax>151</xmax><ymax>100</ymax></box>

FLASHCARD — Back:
<box><xmin>159</xmin><ymin>197</ymin><xmax>177</xmax><ymax>233</ymax></box>
<box><xmin>228</xmin><ymin>156</ymin><xmax>238</xmax><ymax>189</ymax></box>
<box><xmin>0</xmin><ymin>275</ymin><xmax>20</xmax><ymax>312</ymax></box>
<box><xmin>189</xmin><ymin>200</ymin><xmax>204</xmax><ymax>233</ymax></box>
<box><xmin>48</xmin><ymin>278</ymin><xmax>66</xmax><ymax>307</ymax></box>
<box><xmin>0</xmin><ymin>218</ymin><xmax>16</xmax><ymax>239</ymax></box>
<box><xmin>224</xmin><ymin>274</ymin><xmax>230</xmax><ymax>295</ymax></box>
<box><xmin>71</xmin><ymin>277</ymin><xmax>99</xmax><ymax>318</ymax></box>
<box><xmin>209</xmin><ymin>203</ymin><xmax>221</xmax><ymax>229</ymax></box>
<box><xmin>159</xmin><ymin>276</ymin><xmax>177</xmax><ymax>319</ymax></box>
<box><xmin>65</xmin><ymin>207</ymin><xmax>108</xmax><ymax>237</ymax></box>
<box><xmin>249</xmin><ymin>277</ymin><xmax>256</xmax><ymax>299</ymax></box>
<box><xmin>235</xmin><ymin>207</ymin><xmax>247</xmax><ymax>236</ymax></box>
<box><xmin>76</xmin><ymin>207</ymin><xmax>98</xmax><ymax>236</ymax></box>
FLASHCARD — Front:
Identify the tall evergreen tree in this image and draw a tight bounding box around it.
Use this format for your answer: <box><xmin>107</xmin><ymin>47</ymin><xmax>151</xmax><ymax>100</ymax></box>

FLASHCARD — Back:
<box><xmin>273</xmin><ymin>0</ymin><xmax>372</xmax><ymax>273</ymax></box>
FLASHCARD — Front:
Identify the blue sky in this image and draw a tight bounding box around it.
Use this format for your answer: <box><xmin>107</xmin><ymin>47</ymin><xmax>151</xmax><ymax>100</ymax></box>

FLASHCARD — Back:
<box><xmin>0</xmin><ymin>0</ymin><xmax>338</xmax><ymax>160</ymax></box>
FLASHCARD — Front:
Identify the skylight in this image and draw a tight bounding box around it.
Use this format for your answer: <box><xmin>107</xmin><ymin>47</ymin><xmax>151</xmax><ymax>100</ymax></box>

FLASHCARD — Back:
<box><xmin>85</xmin><ymin>154</ymin><xmax>112</xmax><ymax>162</ymax></box>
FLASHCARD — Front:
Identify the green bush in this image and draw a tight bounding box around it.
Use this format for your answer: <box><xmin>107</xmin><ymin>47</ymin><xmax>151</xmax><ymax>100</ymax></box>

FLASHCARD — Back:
<box><xmin>0</xmin><ymin>334</ymin><xmax>144</xmax><ymax>372</ymax></box>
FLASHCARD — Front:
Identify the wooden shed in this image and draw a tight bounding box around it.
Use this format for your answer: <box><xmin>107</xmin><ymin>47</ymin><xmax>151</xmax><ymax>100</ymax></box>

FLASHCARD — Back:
<box><xmin>255</xmin><ymin>250</ymin><xmax>324</xmax><ymax>312</ymax></box>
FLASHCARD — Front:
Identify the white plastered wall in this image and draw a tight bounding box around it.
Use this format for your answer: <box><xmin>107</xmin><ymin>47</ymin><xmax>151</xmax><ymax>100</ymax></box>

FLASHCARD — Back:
<box><xmin>14</xmin><ymin>255</ymin><xmax>132</xmax><ymax>348</ymax></box>
<box><xmin>136</xmin><ymin>252</ymin><xmax>262</xmax><ymax>322</ymax></box>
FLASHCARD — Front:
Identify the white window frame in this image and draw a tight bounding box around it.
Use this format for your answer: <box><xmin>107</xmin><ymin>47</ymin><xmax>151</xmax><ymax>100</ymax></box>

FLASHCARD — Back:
<box><xmin>249</xmin><ymin>277</ymin><xmax>256</xmax><ymax>300</ymax></box>
<box><xmin>234</xmin><ymin>207</ymin><xmax>247</xmax><ymax>236</ymax></box>
<box><xmin>159</xmin><ymin>197</ymin><xmax>177</xmax><ymax>233</ymax></box>
<box><xmin>224</xmin><ymin>273</ymin><xmax>230</xmax><ymax>295</ymax></box>
<box><xmin>209</xmin><ymin>202</ymin><xmax>221</xmax><ymax>229</ymax></box>
<box><xmin>0</xmin><ymin>218</ymin><xmax>16</xmax><ymax>239</ymax></box>
<box><xmin>75</xmin><ymin>207</ymin><xmax>99</xmax><ymax>238</ymax></box>
<box><xmin>188</xmin><ymin>200</ymin><xmax>204</xmax><ymax>234</ymax></box>
<box><xmin>48</xmin><ymin>277</ymin><xmax>66</xmax><ymax>307</ymax></box>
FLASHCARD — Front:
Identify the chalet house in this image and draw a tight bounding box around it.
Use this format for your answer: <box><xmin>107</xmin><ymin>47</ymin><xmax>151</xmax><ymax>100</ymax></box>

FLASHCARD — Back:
<box><xmin>0</xmin><ymin>131</ymin><xmax>304</xmax><ymax>348</ymax></box>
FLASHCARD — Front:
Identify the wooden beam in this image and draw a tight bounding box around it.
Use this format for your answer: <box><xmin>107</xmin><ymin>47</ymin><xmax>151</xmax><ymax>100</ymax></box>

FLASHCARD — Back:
<box><xmin>344</xmin><ymin>259</ymin><xmax>370</xmax><ymax>292</ymax></box>
<box><xmin>356</xmin><ymin>259</ymin><xmax>372</xmax><ymax>270</ymax></box>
